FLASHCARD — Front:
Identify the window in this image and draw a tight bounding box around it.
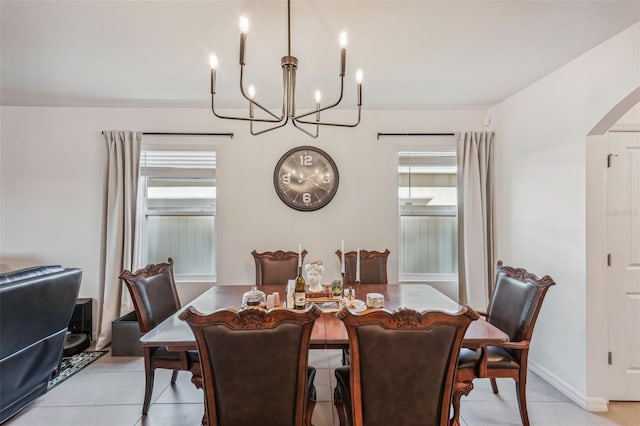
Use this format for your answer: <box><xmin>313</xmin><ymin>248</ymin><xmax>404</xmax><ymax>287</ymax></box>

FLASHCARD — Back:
<box><xmin>137</xmin><ymin>147</ymin><xmax>216</xmax><ymax>281</ymax></box>
<box><xmin>398</xmin><ymin>150</ymin><xmax>457</xmax><ymax>281</ymax></box>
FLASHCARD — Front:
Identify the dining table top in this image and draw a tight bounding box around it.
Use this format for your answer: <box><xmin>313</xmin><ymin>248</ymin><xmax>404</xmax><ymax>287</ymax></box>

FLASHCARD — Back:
<box><xmin>140</xmin><ymin>283</ymin><xmax>509</xmax><ymax>351</ymax></box>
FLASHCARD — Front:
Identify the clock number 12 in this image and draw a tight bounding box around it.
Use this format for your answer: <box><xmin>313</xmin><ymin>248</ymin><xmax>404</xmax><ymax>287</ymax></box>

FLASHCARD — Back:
<box><xmin>299</xmin><ymin>155</ymin><xmax>312</xmax><ymax>166</ymax></box>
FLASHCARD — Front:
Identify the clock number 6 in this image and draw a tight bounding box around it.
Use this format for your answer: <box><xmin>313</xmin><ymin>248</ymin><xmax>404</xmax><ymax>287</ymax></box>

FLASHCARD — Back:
<box><xmin>299</xmin><ymin>155</ymin><xmax>312</xmax><ymax>166</ymax></box>
<box><xmin>302</xmin><ymin>193</ymin><xmax>311</xmax><ymax>204</ymax></box>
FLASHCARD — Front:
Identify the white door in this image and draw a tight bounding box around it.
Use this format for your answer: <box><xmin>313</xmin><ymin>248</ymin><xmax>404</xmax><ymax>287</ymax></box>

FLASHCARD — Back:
<box><xmin>607</xmin><ymin>130</ymin><xmax>640</xmax><ymax>400</ymax></box>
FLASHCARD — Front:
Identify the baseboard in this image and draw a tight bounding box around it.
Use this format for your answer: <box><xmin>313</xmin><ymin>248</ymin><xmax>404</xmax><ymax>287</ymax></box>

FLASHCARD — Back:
<box><xmin>528</xmin><ymin>360</ymin><xmax>608</xmax><ymax>412</ymax></box>
<box><xmin>585</xmin><ymin>397</ymin><xmax>609</xmax><ymax>412</ymax></box>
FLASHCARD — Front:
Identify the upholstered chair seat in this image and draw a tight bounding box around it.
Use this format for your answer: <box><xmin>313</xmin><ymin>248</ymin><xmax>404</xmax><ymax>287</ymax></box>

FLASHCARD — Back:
<box><xmin>120</xmin><ymin>258</ymin><xmax>201</xmax><ymax>415</ymax></box>
<box><xmin>149</xmin><ymin>347</ymin><xmax>199</xmax><ymax>362</ymax></box>
<box><xmin>180</xmin><ymin>304</ymin><xmax>323</xmax><ymax>426</ymax></box>
<box><xmin>333</xmin><ymin>306</ymin><xmax>478</xmax><ymax>426</ymax></box>
<box><xmin>458</xmin><ymin>347</ymin><xmax>520</xmax><ymax>370</ymax></box>
<box><xmin>452</xmin><ymin>261</ymin><xmax>555</xmax><ymax>426</ymax></box>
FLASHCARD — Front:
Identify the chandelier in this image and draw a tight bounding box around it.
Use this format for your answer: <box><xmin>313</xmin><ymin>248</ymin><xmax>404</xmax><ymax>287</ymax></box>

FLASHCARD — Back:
<box><xmin>209</xmin><ymin>0</ymin><xmax>363</xmax><ymax>138</ymax></box>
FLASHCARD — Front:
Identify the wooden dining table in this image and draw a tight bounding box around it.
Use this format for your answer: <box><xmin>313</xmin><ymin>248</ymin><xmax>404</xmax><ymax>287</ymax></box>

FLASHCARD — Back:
<box><xmin>140</xmin><ymin>283</ymin><xmax>509</xmax><ymax>351</ymax></box>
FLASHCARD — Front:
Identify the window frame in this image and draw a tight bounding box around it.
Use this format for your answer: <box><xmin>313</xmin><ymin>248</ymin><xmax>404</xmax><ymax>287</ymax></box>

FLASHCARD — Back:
<box><xmin>397</xmin><ymin>143</ymin><xmax>458</xmax><ymax>284</ymax></box>
<box><xmin>135</xmin><ymin>140</ymin><xmax>217</xmax><ymax>283</ymax></box>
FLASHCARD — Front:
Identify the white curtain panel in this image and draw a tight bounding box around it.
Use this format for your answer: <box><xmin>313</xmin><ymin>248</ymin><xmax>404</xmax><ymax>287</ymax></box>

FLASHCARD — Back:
<box><xmin>96</xmin><ymin>131</ymin><xmax>142</xmax><ymax>350</ymax></box>
<box><xmin>456</xmin><ymin>131</ymin><xmax>495</xmax><ymax>309</ymax></box>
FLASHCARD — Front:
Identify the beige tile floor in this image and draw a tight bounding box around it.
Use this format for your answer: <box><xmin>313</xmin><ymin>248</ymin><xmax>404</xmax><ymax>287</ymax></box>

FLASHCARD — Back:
<box><xmin>5</xmin><ymin>349</ymin><xmax>639</xmax><ymax>426</ymax></box>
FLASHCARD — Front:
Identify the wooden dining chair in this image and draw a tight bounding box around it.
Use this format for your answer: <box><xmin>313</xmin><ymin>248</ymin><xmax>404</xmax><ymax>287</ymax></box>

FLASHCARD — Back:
<box><xmin>333</xmin><ymin>305</ymin><xmax>479</xmax><ymax>426</ymax></box>
<box><xmin>251</xmin><ymin>249</ymin><xmax>308</xmax><ymax>286</ymax></box>
<box><xmin>179</xmin><ymin>304</ymin><xmax>323</xmax><ymax>426</ymax></box>
<box><xmin>335</xmin><ymin>249</ymin><xmax>390</xmax><ymax>285</ymax></box>
<box><xmin>334</xmin><ymin>248</ymin><xmax>391</xmax><ymax>366</ymax></box>
<box><xmin>120</xmin><ymin>258</ymin><xmax>200</xmax><ymax>415</ymax></box>
<box><xmin>452</xmin><ymin>261</ymin><xmax>556</xmax><ymax>426</ymax></box>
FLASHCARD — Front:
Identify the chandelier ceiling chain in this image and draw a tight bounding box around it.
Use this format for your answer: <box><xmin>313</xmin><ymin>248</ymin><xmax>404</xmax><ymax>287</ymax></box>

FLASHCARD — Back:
<box><xmin>209</xmin><ymin>0</ymin><xmax>363</xmax><ymax>138</ymax></box>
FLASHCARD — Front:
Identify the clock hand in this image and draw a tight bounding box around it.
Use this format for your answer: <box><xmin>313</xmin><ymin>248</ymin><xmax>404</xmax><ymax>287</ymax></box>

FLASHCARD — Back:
<box><xmin>307</xmin><ymin>179</ymin><xmax>329</xmax><ymax>191</ymax></box>
<box><xmin>299</xmin><ymin>173</ymin><xmax>317</xmax><ymax>182</ymax></box>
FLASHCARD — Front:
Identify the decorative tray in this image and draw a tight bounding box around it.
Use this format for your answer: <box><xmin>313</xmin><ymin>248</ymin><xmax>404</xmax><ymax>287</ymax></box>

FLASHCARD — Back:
<box><xmin>305</xmin><ymin>292</ymin><xmax>340</xmax><ymax>302</ymax></box>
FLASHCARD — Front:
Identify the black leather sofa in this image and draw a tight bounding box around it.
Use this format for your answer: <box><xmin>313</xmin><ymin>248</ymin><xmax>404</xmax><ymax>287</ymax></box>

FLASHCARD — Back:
<box><xmin>0</xmin><ymin>266</ymin><xmax>82</xmax><ymax>424</ymax></box>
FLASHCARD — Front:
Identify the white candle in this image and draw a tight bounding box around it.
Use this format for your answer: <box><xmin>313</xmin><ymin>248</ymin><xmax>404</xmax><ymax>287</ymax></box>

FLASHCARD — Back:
<box><xmin>298</xmin><ymin>243</ymin><xmax>302</xmax><ymax>267</ymax></box>
<box><xmin>356</xmin><ymin>247</ymin><xmax>360</xmax><ymax>282</ymax></box>
<box><xmin>341</xmin><ymin>240</ymin><xmax>345</xmax><ymax>273</ymax></box>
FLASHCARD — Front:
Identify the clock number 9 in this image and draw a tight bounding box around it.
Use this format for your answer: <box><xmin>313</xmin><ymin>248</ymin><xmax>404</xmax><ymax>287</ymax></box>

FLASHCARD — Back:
<box><xmin>282</xmin><ymin>173</ymin><xmax>290</xmax><ymax>184</ymax></box>
<box><xmin>302</xmin><ymin>193</ymin><xmax>311</xmax><ymax>204</ymax></box>
<box><xmin>299</xmin><ymin>155</ymin><xmax>312</xmax><ymax>166</ymax></box>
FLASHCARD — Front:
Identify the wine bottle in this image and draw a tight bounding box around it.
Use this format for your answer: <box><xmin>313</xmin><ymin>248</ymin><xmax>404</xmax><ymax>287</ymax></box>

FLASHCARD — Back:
<box><xmin>294</xmin><ymin>265</ymin><xmax>306</xmax><ymax>309</ymax></box>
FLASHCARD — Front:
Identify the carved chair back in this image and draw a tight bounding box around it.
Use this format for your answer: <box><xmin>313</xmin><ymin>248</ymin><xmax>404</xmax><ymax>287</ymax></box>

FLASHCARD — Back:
<box><xmin>180</xmin><ymin>305</ymin><xmax>323</xmax><ymax>426</ymax></box>
<box><xmin>120</xmin><ymin>258</ymin><xmax>181</xmax><ymax>334</ymax></box>
<box><xmin>338</xmin><ymin>306</ymin><xmax>479</xmax><ymax>426</ymax></box>
<box><xmin>251</xmin><ymin>249</ymin><xmax>308</xmax><ymax>286</ymax></box>
<box><xmin>335</xmin><ymin>249</ymin><xmax>390</xmax><ymax>284</ymax></box>
<box><xmin>486</xmin><ymin>260</ymin><xmax>556</xmax><ymax>359</ymax></box>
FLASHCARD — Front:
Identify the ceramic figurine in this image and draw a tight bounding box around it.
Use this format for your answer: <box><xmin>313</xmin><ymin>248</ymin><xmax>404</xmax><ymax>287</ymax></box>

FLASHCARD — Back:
<box><xmin>304</xmin><ymin>260</ymin><xmax>325</xmax><ymax>293</ymax></box>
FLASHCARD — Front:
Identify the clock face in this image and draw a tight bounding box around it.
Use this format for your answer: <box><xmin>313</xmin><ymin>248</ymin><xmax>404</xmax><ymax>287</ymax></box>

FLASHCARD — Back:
<box><xmin>273</xmin><ymin>146</ymin><xmax>339</xmax><ymax>211</ymax></box>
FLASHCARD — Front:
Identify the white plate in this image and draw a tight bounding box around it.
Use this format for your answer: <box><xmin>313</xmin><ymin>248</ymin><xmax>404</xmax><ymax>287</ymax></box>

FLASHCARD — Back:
<box><xmin>345</xmin><ymin>299</ymin><xmax>366</xmax><ymax>313</ymax></box>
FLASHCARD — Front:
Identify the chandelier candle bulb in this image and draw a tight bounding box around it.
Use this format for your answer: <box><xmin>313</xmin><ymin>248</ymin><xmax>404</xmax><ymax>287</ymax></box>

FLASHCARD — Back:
<box><xmin>239</xmin><ymin>15</ymin><xmax>249</xmax><ymax>65</ymax></box>
<box><xmin>339</xmin><ymin>31</ymin><xmax>348</xmax><ymax>76</ymax></box>
<box><xmin>339</xmin><ymin>31</ymin><xmax>348</xmax><ymax>49</ymax></box>
<box><xmin>209</xmin><ymin>54</ymin><xmax>218</xmax><ymax>94</ymax></box>
<box><xmin>239</xmin><ymin>14</ymin><xmax>250</xmax><ymax>33</ymax></box>
<box><xmin>356</xmin><ymin>69</ymin><xmax>363</xmax><ymax>106</ymax></box>
<box><xmin>315</xmin><ymin>89</ymin><xmax>321</xmax><ymax>121</ymax></box>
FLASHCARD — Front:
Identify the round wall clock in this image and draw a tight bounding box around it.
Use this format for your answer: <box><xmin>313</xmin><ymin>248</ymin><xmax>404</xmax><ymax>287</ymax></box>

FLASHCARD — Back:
<box><xmin>273</xmin><ymin>146</ymin><xmax>339</xmax><ymax>211</ymax></box>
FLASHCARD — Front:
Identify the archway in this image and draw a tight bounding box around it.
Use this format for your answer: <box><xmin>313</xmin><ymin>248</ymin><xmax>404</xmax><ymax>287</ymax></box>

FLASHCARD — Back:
<box><xmin>585</xmin><ymin>86</ymin><xmax>640</xmax><ymax>408</ymax></box>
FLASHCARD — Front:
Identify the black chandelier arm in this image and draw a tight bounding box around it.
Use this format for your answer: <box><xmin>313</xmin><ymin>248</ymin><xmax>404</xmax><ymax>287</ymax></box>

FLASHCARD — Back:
<box><xmin>250</xmin><ymin>115</ymin><xmax>291</xmax><ymax>136</ymax></box>
<box><xmin>211</xmin><ymin>96</ymin><xmax>284</xmax><ymax>123</ymax></box>
<box><xmin>239</xmin><ymin>66</ymin><xmax>283</xmax><ymax>121</ymax></box>
<box><xmin>293</xmin><ymin>105</ymin><xmax>361</xmax><ymax>128</ymax></box>
<box><xmin>292</xmin><ymin>77</ymin><xmax>345</xmax><ymax>121</ymax></box>
<box><xmin>291</xmin><ymin>119</ymin><xmax>319</xmax><ymax>138</ymax></box>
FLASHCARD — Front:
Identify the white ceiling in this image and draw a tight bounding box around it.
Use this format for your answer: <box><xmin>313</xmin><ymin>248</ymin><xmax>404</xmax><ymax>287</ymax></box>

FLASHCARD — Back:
<box><xmin>1</xmin><ymin>0</ymin><xmax>639</xmax><ymax>111</ymax></box>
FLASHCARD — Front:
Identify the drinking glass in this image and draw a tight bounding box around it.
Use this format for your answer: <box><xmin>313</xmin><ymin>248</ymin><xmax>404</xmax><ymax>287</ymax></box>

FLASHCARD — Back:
<box><xmin>332</xmin><ymin>279</ymin><xmax>343</xmax><ymax>296</ymax></box>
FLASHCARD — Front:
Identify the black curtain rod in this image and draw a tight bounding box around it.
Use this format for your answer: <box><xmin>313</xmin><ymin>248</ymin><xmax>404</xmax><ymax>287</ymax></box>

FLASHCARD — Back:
<box><xmin>101</xmin><ymin>131</ymin><xmax>233</xmax><ymax>138</ymax></box>
<box><xmin>377</xmin><ymin>132</ymin><xmax>455</xmax><ymax>140</ymax></box>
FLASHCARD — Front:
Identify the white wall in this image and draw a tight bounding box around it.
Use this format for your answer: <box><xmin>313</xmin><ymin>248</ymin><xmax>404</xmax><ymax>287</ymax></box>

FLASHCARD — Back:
<box><xmin>489</xmin><ymin>22</ymin><xmax>640</xmax><ymax>409</ymax></box>
<box><xmin>0</xmin><ymin>106</ymin><xmax>484</xmax><ymax>327</ymax></box>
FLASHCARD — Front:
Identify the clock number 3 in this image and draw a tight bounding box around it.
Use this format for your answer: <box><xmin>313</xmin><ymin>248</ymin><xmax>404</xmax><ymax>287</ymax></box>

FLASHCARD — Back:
<box><xmin>299</xmin><ymin>154</ymin><xmax>312</xmax><ymax>166</ymax></box>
